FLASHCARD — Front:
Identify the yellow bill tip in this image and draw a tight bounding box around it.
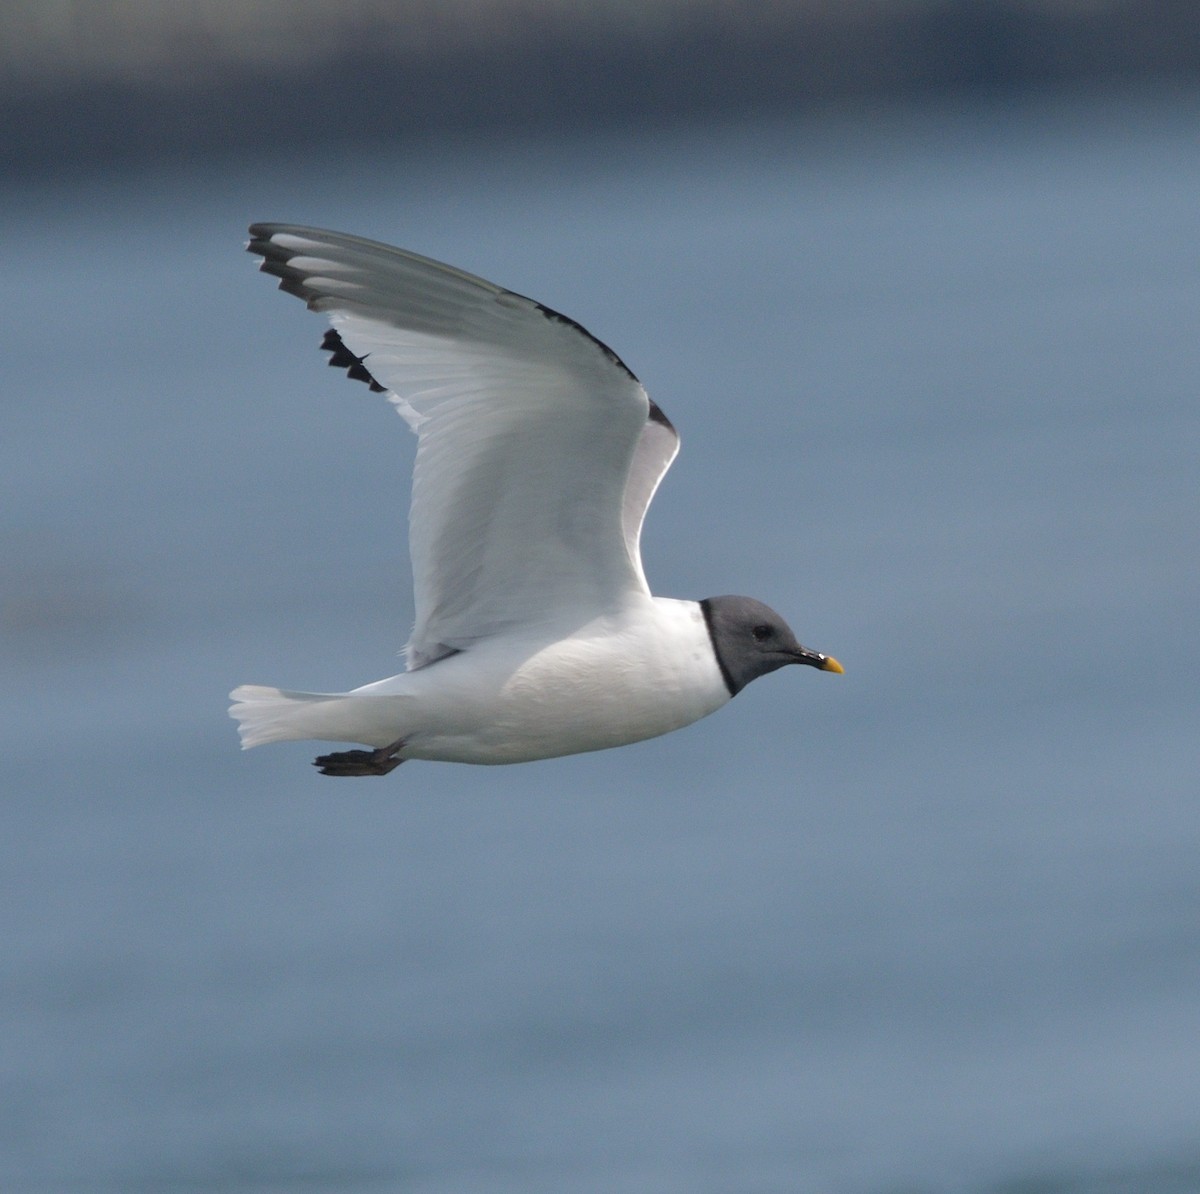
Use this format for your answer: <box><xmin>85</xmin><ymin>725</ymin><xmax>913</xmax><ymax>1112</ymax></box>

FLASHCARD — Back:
<box><xmin>821</xmin><ymin>655</ymin><xmax>844</xmax><ymax>675</ymax></box>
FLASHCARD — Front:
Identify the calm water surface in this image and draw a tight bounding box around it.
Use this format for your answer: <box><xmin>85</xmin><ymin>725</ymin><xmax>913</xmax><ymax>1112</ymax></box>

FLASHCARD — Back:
<box><xmin>3</xmin><ymin>90</ymin><xmax>1199</xmax><ymax>1192</ymax></box>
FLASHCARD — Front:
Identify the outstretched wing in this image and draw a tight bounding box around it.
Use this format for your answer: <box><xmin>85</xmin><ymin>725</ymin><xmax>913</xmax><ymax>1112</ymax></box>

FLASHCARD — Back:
<box><xmin>247</xmin><ymin>224</ymin><xmax>679</xmax><ymax>667</ymax></box>
<box><xmin>621</xmin><ymin>401</ymin><xmax>679</xmax><ymax>592</ymax></box>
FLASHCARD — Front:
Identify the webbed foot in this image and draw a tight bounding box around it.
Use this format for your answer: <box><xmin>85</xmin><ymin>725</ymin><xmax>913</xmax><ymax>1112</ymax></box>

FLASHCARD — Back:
<box><xmin>314</xmin><ymin>739</ymin><xmax>406</xmax><ymax>777</ymax></box>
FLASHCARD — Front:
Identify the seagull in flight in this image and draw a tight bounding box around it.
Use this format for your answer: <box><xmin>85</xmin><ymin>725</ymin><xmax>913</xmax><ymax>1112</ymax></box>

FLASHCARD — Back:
<box><xmin>230</xmin><ymin>225</ymin><xmax>842</xmax><ymax>776</ymax></box>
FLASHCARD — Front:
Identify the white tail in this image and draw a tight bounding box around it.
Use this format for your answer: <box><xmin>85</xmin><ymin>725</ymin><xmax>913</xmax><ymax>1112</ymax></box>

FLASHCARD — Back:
<box><xmin>227</xmin><ymin>685</ymin><xmax>345</xmax><ymax>748</ymax></box>
<box><xmin>229</xmin><ymin>684</ymin><xmax>416</xmax><ymax>750</ymax></box>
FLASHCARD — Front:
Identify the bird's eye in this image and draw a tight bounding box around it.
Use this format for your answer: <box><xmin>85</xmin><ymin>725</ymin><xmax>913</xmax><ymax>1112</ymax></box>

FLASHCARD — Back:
<box><xmin>752</xmin><ymin>624</ymin><xmax>773</xmax><ymax>642</ymax></box>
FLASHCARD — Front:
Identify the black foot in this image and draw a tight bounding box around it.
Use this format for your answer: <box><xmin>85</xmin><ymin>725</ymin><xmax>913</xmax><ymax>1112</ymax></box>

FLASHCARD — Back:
<box><xmin>314</xmin><ymin>739</ymin><xmax>405</xmax><ymax>777</ymax></box>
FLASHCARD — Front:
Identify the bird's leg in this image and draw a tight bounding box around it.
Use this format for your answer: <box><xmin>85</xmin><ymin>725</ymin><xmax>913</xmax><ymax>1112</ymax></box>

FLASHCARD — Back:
<box><xmin>313</xmin><ymin>738</ymin><xmax>406</xmax><ymax>777</ymax></box>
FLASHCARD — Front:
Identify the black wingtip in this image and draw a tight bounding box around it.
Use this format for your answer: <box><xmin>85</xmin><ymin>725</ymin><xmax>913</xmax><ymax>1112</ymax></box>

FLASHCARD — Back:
<box><xmin>246</xmin><ymin>226</ymin><xmax>322</xmax><ymax>306</ymax></box>
<box><xmin>320</xmin><ymin>328</ymin><xmax>386</xmax><ymax>393</ymax></box>
<box><xmin>247</xmin><ymin>229</ymin><xmax>387</xmax><ymax>394</ymax></box>
<box><xmin>647</xmin><ymin>399</ymin><xmax>675</xmax><ymax>432</ymax></box>
<box><xmin>321</xmin><ymin>327</ymin><xmax>355</xmax><ymax>366</ymax></box>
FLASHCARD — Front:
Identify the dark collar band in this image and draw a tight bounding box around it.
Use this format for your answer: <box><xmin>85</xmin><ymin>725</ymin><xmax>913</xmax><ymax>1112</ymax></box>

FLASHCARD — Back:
<box><xmin>699</xmin><ymin>598</ymin><xmax>738</xmax><ymax>697</ymax></box>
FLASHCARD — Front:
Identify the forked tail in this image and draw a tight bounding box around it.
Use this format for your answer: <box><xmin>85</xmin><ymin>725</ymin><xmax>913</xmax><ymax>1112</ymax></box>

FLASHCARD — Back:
<box><xmin>228</xmin><ymin>685</ymin><xmax>352</xmax><ymax>748</ymax></box>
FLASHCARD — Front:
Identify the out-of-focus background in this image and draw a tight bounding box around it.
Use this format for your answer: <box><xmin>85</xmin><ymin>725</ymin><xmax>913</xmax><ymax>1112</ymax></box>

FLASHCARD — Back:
<box><xmin>4</xmin><ymin>3</ymin><xmax>1199</xmax><ymax>1191</ymax></box>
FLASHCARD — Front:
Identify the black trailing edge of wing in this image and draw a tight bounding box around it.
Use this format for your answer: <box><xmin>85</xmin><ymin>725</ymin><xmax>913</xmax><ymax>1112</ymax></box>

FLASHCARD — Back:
<box><xmin>320</xmin><ymin>329</ymin><xmax>386</xmax><ymax>393</ymax></box>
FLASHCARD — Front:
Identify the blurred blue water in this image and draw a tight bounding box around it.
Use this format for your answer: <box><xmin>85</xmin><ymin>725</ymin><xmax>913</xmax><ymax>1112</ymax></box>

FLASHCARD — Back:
<box><xmin>2</xmin><ymin>89</ymin><xmax>1199</xmax><ymax>1193</ymax></box>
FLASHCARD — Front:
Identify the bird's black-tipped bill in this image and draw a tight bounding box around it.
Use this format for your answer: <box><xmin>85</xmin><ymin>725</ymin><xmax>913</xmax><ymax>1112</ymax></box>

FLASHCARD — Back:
<box><xmin>794</xmin><ymin>648</ymin><xmax>844</xmax><ymax>673</ymax></box>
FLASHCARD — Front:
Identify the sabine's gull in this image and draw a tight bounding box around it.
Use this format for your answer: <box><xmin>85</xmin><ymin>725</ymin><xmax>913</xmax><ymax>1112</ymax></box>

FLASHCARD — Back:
<box><xmin>230</xmin><ymin>225</ymin><xmax>842</xmax><ymax>776</ymax></box>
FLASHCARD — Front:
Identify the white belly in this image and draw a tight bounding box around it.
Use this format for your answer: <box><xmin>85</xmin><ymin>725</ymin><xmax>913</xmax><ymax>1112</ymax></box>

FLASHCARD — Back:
<box><xmin>355</xmin><ymin>597</ymin><xmax>730</xmax><ymax>764</ymax></box>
